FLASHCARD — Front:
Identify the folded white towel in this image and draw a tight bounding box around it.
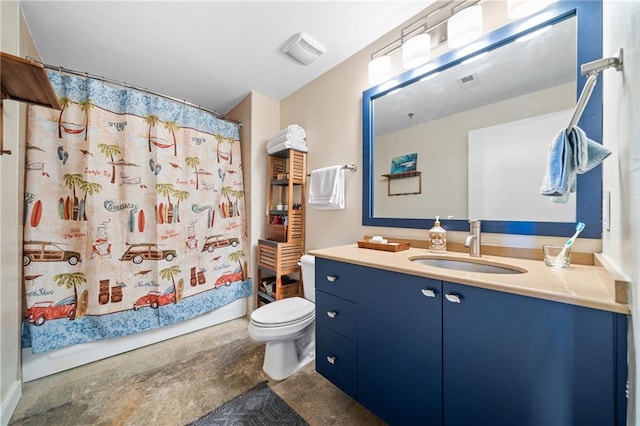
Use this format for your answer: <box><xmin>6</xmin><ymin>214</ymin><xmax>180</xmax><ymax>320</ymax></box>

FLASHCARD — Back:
<box><xmin>266</xmin><ymin>140</ymin><xmax>307</xmax><ymax>155</ymax></box>
<box><xmin>308</xmin><ymin>166</ymin><xmax>345</xmax><ymax>210</ymax></box>
<box><xmin>272</xmin><ymin>124</ymin><xmax>306</xmax><ymax>140</ymax></box>
<box><xmin>267</xmin><ymin>133</ymin><xmax>307</xmax><ymax>149</ymax></box>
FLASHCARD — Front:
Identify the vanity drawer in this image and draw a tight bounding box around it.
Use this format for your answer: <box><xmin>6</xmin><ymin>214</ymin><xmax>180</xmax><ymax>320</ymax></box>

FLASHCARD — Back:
<box><xmin>315</xmin><ymin>290</ymin><xmax>357</xmax><ymax>341</ymax></box>
<box><xmin>316</xmin><ymin>324</ymin><xmax>357</xmax><ymax>399</ymax></box>
<box><xmin>315</xmin><ymin>258</ymin><xmax>361</xmax><ymax>301</ymax></box>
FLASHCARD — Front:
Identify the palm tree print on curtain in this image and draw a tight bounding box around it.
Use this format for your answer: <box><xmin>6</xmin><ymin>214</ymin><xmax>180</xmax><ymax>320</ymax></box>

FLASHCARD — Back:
<box><xmin>57</xmin><ymin>95</ymin><xmax>88</xmax><ymax>138</ymax></box>
<box><xmin>23</xmin><ymin>70</ymin><xmax>251</xmax><ymax>354</ymax></box>
<box><xmin>185</xmin><ymin>156</ymin><xmax>201</xmax><ymax>190</ymax></box>
<box><xmin>53</xmin><ymin>272</ymin><xmax>87</xmax><ymax>320</ymax></box>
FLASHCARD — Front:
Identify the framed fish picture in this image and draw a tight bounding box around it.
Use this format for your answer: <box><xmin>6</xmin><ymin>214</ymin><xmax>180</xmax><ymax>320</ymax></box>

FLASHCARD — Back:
<box><xmin>390</xmin><ymin>153</ymin><xmax>418</xmax><ymax>174</ymax></box>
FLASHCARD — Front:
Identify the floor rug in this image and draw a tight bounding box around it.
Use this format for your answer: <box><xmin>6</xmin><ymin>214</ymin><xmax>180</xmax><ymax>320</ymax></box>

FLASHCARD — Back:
<box><xmin>186</xmin><ymin>381</ymin><xmax>309</xmax><ymax>426</ymax></box>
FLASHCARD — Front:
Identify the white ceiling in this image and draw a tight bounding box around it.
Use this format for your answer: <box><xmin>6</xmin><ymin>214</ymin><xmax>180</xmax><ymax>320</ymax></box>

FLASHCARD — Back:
<box><xmin>20</xmin><ymin>1</ymin><xmax>432</xmax><ymax>114</ymax></box>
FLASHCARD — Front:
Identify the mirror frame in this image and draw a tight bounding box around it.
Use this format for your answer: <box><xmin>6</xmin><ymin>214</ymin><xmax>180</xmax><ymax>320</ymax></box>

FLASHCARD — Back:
<box><xmin>362</xmin><ymin>0</ymin><xmax>602</xmax><ymax>239</ymax></box>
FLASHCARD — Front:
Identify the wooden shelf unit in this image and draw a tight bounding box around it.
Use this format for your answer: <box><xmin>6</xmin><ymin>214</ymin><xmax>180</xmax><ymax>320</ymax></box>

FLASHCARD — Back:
<box><xmin>257</xmin><ymin>239</ymin><xmax>303</xmax><ymax>303</ymax></box>
<box><xmin>257</xmin><ymin>148</ymin><xmax>307</xmax><ymax>306</ymax></box>
<box><xmin>266</xmin><ymin>149</ymin><xmax>306</xmax><ymax>244</ymax></box>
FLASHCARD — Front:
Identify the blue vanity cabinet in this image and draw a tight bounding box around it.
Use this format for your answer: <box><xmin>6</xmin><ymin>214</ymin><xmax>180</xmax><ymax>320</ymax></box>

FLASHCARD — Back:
<box><xmin>315</xmin><ymin>258</ymin><xmax>360</xmax><ymax>399</ymax></box>
<box><xmin>442</xmin><ymin>281</ymin><xmax>627</xmax><ymax>426</ymax></box>
<box><xmin>314</xmin><ymin>257</ymin><xmax>627</xmax><ymax>426</ymax></box>
<box><xmin>357</xmin><ymin>269</ymin><xmax>443</xmax><ymax>425</ymax></box>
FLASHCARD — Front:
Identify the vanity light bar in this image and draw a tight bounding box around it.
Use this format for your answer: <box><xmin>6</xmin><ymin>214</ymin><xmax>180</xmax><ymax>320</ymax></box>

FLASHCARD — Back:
<box><xmin>370</xmin><ymin>0</ymin><xmax>481</xmax><ymax>60</ymax></box>
<box><xmin>368</xmin><ymin>0</ymin><xmax>482</xmax><ymax>84</ymax></box>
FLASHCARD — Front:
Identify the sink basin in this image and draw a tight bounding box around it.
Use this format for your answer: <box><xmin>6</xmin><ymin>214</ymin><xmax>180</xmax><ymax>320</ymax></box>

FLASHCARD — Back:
<box><xmin>411</xmin><ymin>257</ymin><xmax>526</xmax><ymax>274</ymax></box>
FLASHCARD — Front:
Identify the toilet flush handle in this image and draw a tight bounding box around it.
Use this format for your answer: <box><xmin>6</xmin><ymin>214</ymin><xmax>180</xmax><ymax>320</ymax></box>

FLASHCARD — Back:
<box><xmin>327</xmin><ymin>356</ymin><xmax>336</xmax><ymax>365</ymax></box>
<box><xmin>327</xmin><ymin>311</ymin><xmax>337</xmax><ymax>319</ymax></box>
<box><xmin>326</xmin><ymin>275</ymin><xmax>337</xmax><ymax>282</ymax></box>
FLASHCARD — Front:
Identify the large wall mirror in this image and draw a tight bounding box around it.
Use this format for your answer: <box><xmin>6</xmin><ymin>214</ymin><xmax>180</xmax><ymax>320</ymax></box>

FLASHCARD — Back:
<box><xmin>362</xmin><ymin>0</ymin><xmax>602</xmax><ymax>238</ymax></box>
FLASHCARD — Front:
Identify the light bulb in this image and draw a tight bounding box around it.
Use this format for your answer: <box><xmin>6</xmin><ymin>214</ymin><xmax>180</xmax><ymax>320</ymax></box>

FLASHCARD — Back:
<box><xmin>508</xmin><ymin>0</ymin><xmax>557</xmax><ymax>19</ymax></box>
<box><xmin>448</xmin><ymin>5</ymin><xmax>483</xmax><ymax>49</ymax></box>
<box><xmin>402</xmin><ymin>33</ymin><xmax>431</xmax><ymax>69</ymax></box>
<box><xmin>368</xmin><ymin>56</ymin><xmax>391</xmax><ymax>86</ymax></box>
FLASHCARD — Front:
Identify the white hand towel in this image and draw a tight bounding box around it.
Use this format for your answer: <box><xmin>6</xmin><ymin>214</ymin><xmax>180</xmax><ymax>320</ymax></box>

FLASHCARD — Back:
<box><xmin>308</xmin><ymin>166</ymin><xmax>345</xmax><ymax>210</ymax></box>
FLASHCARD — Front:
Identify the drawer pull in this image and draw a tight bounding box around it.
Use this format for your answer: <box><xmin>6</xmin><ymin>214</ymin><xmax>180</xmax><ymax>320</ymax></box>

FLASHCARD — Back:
<box><xmin>327</xmin><ymin>356</ymin><xmax>336</xmax><ymax>365</ymax></box>
<box><xmin>327</xmin><ymin>311</ymin><xmax>337</xmax><ymax>319</ymax></box>
<box><xmin>445</xmin><ymin>294</ymin><xmax>461</xmax><ymax>303</ymax></box>
<box><xmin>421</xmin><ymin>289</ymin><xmax>436</xmax><ymax>298</ymax></box>
<box><xmin>326</xmin><ymin>275</ymin><xmax>337</xmax><ymax>282</ymax></box>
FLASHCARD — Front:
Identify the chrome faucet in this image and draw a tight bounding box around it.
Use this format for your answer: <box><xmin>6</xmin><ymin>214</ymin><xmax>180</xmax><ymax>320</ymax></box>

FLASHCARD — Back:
<box><xmin>465</xmin><ymin>220</ymin><xmax>481</xmax><ymax>257</ymax></box>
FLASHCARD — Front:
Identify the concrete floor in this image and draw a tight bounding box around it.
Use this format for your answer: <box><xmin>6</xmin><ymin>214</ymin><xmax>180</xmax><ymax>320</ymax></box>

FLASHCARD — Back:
<box><xmin>9</xmin><ymin>317</ymin><xmax>384</xmax><ymax>426</ymax></box>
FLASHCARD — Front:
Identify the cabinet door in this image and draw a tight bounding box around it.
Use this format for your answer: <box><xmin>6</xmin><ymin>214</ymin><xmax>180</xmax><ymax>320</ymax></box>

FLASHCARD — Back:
<box><xmin>316</xmin><ymin>324</ymin><xmax>357</xmax><ymax>399</ymax></box>
<box><xmin>315</xmin><ymin>290</ymin><xmax>357</xmax><ymax>340</ymax></box>
<box><xmin>443</xmin><ymin>281</ymin><xmax>620</xmax><ymax>426</ymax></box>
<box><xmin>315</xmin><ymin>257</ymin><xmax>360</xmax><ymax>301</ymax></box>
<box><xmin>358</xmin><ymin>269</ymin><xmax>442</xmax><ymax>425</ymax></box>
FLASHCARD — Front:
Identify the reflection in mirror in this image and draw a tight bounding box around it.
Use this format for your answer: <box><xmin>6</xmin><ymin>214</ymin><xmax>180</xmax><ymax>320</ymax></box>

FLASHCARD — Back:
<box><xmin>373</xmin><ymin>17</ymin><xmax>576</xmax><ymax>222</ymax></box>
<box><xmin>363</xmin><ymin>0</ymin><xmax>604</xmax><ymax>238</ymax></box>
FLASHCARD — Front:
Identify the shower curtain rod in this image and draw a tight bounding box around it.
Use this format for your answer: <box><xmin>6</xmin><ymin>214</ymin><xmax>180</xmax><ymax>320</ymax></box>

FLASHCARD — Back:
<box><xmin>30</xmin><ymin>58</ymin><xmax>243</xmax><ymax>127</ymax></box>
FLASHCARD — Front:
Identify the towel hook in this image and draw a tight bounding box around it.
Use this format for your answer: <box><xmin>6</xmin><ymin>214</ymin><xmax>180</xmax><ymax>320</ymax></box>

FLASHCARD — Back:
<box><xmin>567</xmin><ymin>48</ymin><xmax>624</xmax><ymax>133</ymax></box>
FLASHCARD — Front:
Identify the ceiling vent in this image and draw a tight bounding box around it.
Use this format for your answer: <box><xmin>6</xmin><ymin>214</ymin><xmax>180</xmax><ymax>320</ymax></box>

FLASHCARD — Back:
<box><xmin>457</xmin><ymin>72</ymin><xmax>481</xmax><ymax>89</ymax></box>
<box><xmin>281</xmin><ymin>32</ymin><xmax>326</xmax><ymax>65</ymax></box>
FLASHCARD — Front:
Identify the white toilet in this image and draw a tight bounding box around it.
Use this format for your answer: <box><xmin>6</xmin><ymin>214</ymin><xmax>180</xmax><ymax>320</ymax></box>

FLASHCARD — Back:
<box><xmin>248</xmin><ymin>254</ymin><xmax>316</xmax><ymax>380</ymax></box>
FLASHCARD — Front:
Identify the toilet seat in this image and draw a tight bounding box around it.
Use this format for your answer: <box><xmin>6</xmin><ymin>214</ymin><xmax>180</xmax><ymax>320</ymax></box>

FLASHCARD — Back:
<box><xmin>251</xmin><ymin>297</ymin><xmax>314</xmax><ymax>328</ymax></box>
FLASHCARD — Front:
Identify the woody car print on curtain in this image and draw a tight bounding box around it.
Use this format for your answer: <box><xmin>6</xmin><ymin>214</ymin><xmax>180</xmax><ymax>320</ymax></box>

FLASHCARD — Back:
<box><xmin>23</xmin><ymin>71</ymin><xmax>251</xmax><ymax>353</ymax></box>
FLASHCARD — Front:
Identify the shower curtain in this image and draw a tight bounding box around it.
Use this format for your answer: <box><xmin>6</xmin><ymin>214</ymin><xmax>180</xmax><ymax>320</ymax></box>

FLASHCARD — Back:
<box><xmin>22</xmin><ymin>71</ymin><xmax>251</xmax><ymax>354</ymax></box>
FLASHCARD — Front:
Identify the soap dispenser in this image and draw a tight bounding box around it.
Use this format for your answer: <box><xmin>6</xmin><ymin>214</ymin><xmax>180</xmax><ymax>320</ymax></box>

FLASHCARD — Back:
<box><xmin>429</xmin><ymin>216</ymin><xmax>447</xmax><ymax>253</ymax></box>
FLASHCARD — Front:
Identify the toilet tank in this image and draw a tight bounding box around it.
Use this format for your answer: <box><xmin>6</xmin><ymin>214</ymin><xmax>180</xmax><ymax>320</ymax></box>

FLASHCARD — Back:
<box><xmin>300</xmin><ymin>255</ymin><xmax>315</xmax><ymax>303</ymax></box>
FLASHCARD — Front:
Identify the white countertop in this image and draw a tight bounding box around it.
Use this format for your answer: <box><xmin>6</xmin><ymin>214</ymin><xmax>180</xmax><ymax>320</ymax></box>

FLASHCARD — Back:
<box><xmin>309</xmin><ymin>244</ymin><xmax>629</xmax><ymax>314</ymax></box>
